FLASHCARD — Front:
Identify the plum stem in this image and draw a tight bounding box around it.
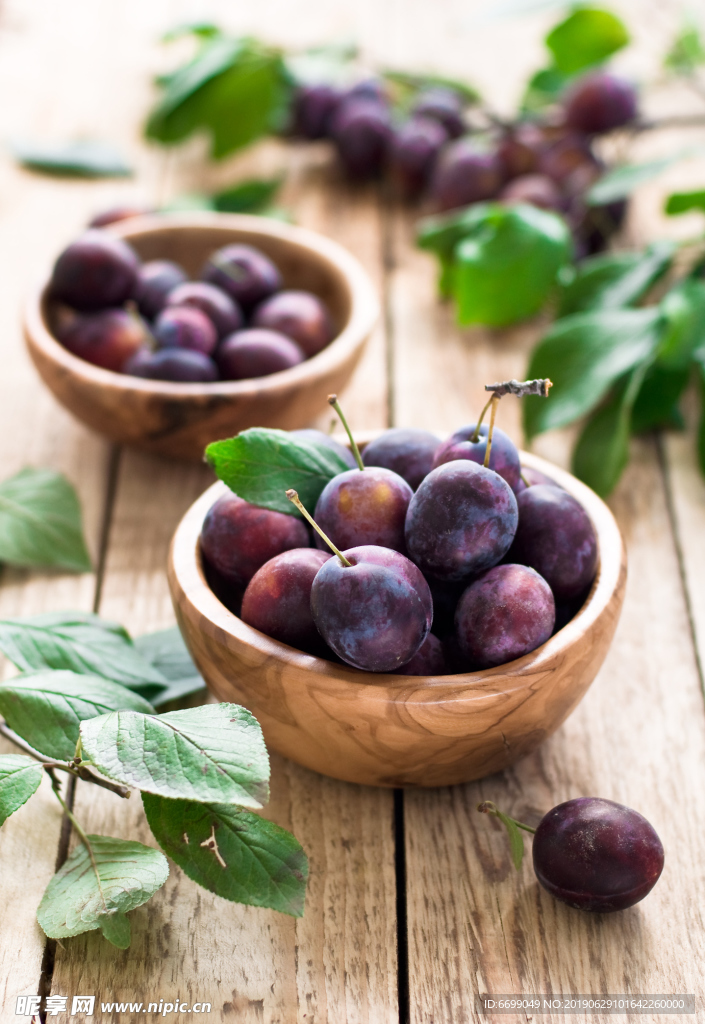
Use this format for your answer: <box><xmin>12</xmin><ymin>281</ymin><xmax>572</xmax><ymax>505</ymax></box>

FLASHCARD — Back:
<box><xmin>471</xmin><ymin>395</ymin><xmax>495</xmax><ymax>443</ymax></box>
<box><xmin>286</xmin><ymin>489</ymin><xmax>352</xmax><ymax>567</ymax></box>
<box><xmin>477</xmin><ymin>800</ymin><xmax>536</xmax><ymax>834</ymax></box>
<box><xmin>328</xmin><ymin>394</ymin><xmax>365</xmax><ymax>471</ymax></box>
<box><xmin>483</xmin><ymin>394</ymin><xmax>500</xmax><ymax>469</ymax></box>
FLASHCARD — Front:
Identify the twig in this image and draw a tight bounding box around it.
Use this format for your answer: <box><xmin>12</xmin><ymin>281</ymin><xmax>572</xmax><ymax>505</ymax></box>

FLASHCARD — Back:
<box><xmin>485</xmin><ymin>378</ymin><xmax>552</xmax><ymax>399</ymax></box>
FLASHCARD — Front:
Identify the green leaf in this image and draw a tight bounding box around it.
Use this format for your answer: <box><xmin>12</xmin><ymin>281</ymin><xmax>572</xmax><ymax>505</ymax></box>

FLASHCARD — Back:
<box><xmin>557</xmin><ymin>242</ymin><xmax>675</xmax><ymax>316</ymax></box>
<box><xmin>0</xmin><ymin>612</ymin><xmax>167</xmax><ymax>700</ymax></box>
<box><xmin>205</xmin><ymin>428</ymin><xmax>350</xmax><ymax>517</ymax></box>
<box><xmin>143</xmin><ymin>794</ymin><xmax>308</xmax><ymax>916</ymax></box>
<box><xmin>450</xmin><ymin>203</ymin><xmax>571</xmax><ymax>327</ymax></box>
<box><xmin>0</xmin><ymin>468</ymin><xmax>92</xmax><ymax>572</ymax></box>
<box><xmin>572</xmin><ymin>362</ymin><xmax>650</xmax><ymax>497</ymax></box>
<box><xmin>134</xmin><ymin>627</ymin><xmax>206</xmax><ymax>707</ymax></box>
<box><xmin>37</xmin><ymin>835</ymin><xmax>168</xmax><ymax>947</ymax></box>
<box><xmin>665</xmin><ymin>189</ymin><xmax>705</xmax><ymax>216</ymax></box>
<box><xmin>658</xmin><ymin>279</ymin><xmax>705</xmax><ymax>367</ymax></box>
<box><xmin>10</xmin><ymin>139</ymin><xmax>132</xmax><ymax>178</ymax></box>
<box><xmin>80</xmin><ymin>703</ymin><xmax>269</xmax><ymax>808</ymax></box>
<box><xmin>664</xmin><ymin>20</ymin><xmax>705</xmax><ymax>75</ymax></box>
<box><xmin>587</xmin><ymin>149</ymin><xmax>705</xmax><ymax>205</ymax></box>
<box><xmin>631</xmin><ymin>363</ymin><xmax>689</xmax><ymax>433</ymax></box>
<box><xmin>212</xmin><ymin>176</ymin><xmax>283</xmax><ymax>213</ymax></box>
<box><xmin>0</xmin><ymin>671</ymin><xmax>154</xmax><ymax>760</ymax></box>
<box><xmin>545</xmin><ymin>8</ymin><xmax>629</xmax><ymax>75</ymax></box>
<box><xmin>524</xmin><ymin>307</ymin><xmax>664</xmax><ymax>438</ymax></box>
<box><xmin>0</xmin><ymin>754</ymin><xmax>43</xmax><ymax>825</ymax></box>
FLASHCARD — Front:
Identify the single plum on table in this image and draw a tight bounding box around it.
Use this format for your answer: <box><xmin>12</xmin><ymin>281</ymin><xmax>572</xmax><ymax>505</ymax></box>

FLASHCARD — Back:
<box><xmin>241</xmin><ymin>548</ymin><xmax>331</xmax><ymax>655</ymax></box>
<box><xmin>310</xmin><ymin>544</ymin><xmax>433</xmax><ymax>671</ymax></box>
<box><xmin>133</xmin><ymin>260</ymin><xmax>188</xmax><ymax>320</ymax></box>
<box><xmin>216</xmin><ymin>329</ymin><xmax>305</xmax><ymax>380</ymax></box>
<box><xmin>508</xmin><ymin>484</ymin><xmax>597</xmax><ymax>601</ymax></box>
<box><xmin>314</xmin><ymin>466</ymin><xmax>413</xmax><ymax>553</ymax></box>
<box><xmin>49</xmin><ymin>230</ymin><xmax>140</xmax><ymax>311</ymax></box>
<box><xmin>432</xmin><ymin>423</ymin><xmax>521</xmax><ymax>493</ymax></box>
<box><xmin>405</xmin><ymin>460</ymin><xmax>518</xmax><ymax>581</ymax></box>
<box><xmin>201</xmin><ymin>493</ymin><xmax>309</xmax><ymax>589</ymax></box>
<box><xmin>454</xmin><ymin>563</ymin><xmax>555</xmax><ymax>668</ymax></box>
<box><xmin>388</xmin><ymin>117</ymin><xmax>449</xmax><ymax>198</ymax></box>
<box><xmin>362</xmin><ymin>428</ymin><xmax>441</xmax><ymax>490</ymax></box>
<box><xmin>411</xmin><ymin>88</ymin><xmax>465</xmax><ymax>138</ymax></box>
<box><xmin>429</xmin><ymin>138</ymin><xmax>504</xmax><ymax>211</ymax></box>
<box><xmin>330</xmin><ymin>99</ymin><xmax>392</xmax><ymax>179</ymax></box>
<box><xmin>57</xmin><ymin>308</ymin><xmax>149</xmax><ymax>372</ymax></box>
<box><xmin>533</xmin><ymin>797</ymin><xmax>664</xmax><ymax>912</ymax></box>
<box><xmin>394</xmin><ymin>632</ymin><xmax>447</xmax><ymax>675</ymax></box>
<box><xmin>202</xmin><ymin>244</ymin><xmax>282</xmax><ymax>310</ymax></box>
<box><xmin>124</xmin><ymin>347</ymin><xmax>218</xmax><ymax>382</ymax></box>
<box><xmin>166</xmin><ymin>281</ymin><xmax>243</xmax><ymax>339</ymax></box>
<box><xmin>153</xmin><ymin>306</ymin><xmax>218</xmax><ymax>355</ymax></box>
<box><xmin>290</xmin><ymin>429</ymin><xmax>357</xmax><ymax>469</ymax></box>
<box><xmin>251</xmin><ymin>290</ymin><xmax>333</xmax><ymax>357</ymax></box>
<box><xmin>564</xmin><ymin>73</ymin><xmax>638</xmax><ymax>135</ymax></box>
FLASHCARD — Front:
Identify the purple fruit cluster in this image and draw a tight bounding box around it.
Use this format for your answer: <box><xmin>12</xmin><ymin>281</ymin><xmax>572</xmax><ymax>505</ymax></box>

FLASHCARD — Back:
<box><xmin>48</xmin><ymin>231</ymin><xmax>334</xmax><ymax>383</ymax></box>
<box><xmin>200</xmin><ymin>420</ymin><xmax>598</xmax><ymax>673</ymax></box>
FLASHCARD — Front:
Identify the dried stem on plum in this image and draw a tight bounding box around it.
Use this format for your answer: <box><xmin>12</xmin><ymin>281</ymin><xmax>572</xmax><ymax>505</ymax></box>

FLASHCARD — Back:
<box><xmin>286</xmin><ymin>489</ymin><xmax>352</xmax><ymax>567</ymax></box>
<box><xmin>327</xmin><ymin>394</ymin><xmax>365</xmax><ymax>471</ymax></box>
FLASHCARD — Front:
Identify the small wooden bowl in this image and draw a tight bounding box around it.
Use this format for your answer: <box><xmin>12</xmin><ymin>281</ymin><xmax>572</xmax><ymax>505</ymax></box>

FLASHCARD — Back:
<box><xmin>23</xmin><ymin>213</ymin><xmax>379</xmax><ymax>460</ymax></box>
<box><xmin>168</xmin><ymin>450</ymin><xmax>626</xmax><ymax>788</ymax></box>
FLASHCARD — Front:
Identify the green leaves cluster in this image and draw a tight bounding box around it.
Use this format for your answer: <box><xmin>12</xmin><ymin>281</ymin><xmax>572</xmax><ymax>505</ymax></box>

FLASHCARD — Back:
<box><xmin>418</xmin><ymin>202</ymin><xmax>571</xmax><ymax>327</ymax></box>
<box><xmin>0</xmin><ymin>614</ymin><xmax>307</xmax><ymax>949</ymax></box>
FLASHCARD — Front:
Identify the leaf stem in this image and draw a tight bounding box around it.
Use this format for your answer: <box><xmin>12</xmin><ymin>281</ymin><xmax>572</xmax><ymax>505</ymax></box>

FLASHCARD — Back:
<box><xmin>477</xmin><ymin>800</ymin><xmax>536</xmax><ymax>834</ymax></box>
<box><xmin>286</xmin><ymin>490</ymin><xmax>352</xmax><ymax>567</ymax></box>
<box><xmin>327</xmin><ymin>394</ymin><xmax>365</xmax><ymax>471</ymax></box>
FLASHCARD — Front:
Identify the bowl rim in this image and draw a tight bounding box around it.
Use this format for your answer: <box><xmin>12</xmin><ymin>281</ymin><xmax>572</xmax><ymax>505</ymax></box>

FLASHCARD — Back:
<box><xmin>23</xmin><ymin>211</ymin><xmax>380</xmax><ymax>400</ymax></box>
<box><xmin>169</xmin><ymin>441</ymin><xmax>626</xmax><ymax>691</ymax></box>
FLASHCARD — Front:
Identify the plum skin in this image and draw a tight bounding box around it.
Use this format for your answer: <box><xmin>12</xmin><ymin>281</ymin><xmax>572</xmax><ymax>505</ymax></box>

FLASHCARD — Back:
<box><xmin>432</xmin><ymin>423</ymin><xmax>521</xmax><ymax>492</ymax></box>
<box><xmin>454</xmin><ymin>564</ymin><xmax>555</xmax><ymax>668</ymax></box>
<box><xmin>200</xmin><ymin>493</ymin><xmax>309</xmax><ymax>588</ymax></box>
<box><xmin>362</xmin><ymin>428</ymin><xmax>441</xmax><ymax>490</ymax></box>
<box><xmin>314</xmin><ymin>467</ymin><xmax>414</xmax><ymax>554</ymax></box>
<box><xmin>50</xmin><ymin>230</ymin><xmax>140</xmax><ymax>311</ymax></box>
<box><xmin>241</xmin><ymin>548</ymin><xmax>331</xmax><ymax>654</ymax></box>
<box><xmin>310</xmin><ymin>544</ymin><xmax>433</xmax><ymax>671</ymax></box>
<box><xmin>533</xmin><ymin>797</ymin><xmax>664</xmax><ymax>912</ymax></box>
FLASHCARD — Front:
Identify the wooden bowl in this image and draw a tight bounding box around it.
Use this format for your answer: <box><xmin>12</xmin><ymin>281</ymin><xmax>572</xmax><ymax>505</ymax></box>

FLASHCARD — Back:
<box><xmin>168</xmin><ymin>448</ymin><xmax>626</xmax><ymax>788</ymax></box>
<box><xmin>23</xmin><ymin>213</ymin><xmax>379</xmax><ymax>460</ymax></box>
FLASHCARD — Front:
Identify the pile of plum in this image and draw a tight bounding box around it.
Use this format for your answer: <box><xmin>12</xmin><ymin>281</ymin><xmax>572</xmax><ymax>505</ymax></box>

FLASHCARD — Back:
<box><xmin>200</xmin><ymin>408</ymin><xmax>598</xmax><ymax>675</ymax></box>
<box><xmin>291</xmin><ymin>70</ymin><xmax>637</xmax><ymax>256</ymax></box>
<box><xmin>47</xmin><ymin>230</ymin><xmax>333</xmax><ymax>382</ymax></box>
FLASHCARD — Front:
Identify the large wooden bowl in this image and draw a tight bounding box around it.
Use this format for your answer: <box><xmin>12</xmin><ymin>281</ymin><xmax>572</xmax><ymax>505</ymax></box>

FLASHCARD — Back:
<box><xmin>23</xmin><ymin>213</ymin><xmax>379</xmax><ymax>460</ymax></box>
<box><xmin>168</xmin><ymin>449</ymin><xmax>626</xmax><ymax>788</ymax></box>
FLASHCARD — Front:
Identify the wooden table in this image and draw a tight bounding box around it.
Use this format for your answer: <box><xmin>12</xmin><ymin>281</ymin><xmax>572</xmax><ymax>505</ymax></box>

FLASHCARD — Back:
<box><xmin>1</xmin><ymin>0</ymin><xmax>705</xmax><ymax>1021</ymax></box>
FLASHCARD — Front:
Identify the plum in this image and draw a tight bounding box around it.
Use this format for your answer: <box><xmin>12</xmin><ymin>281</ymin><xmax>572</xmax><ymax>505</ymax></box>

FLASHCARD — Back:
<box><xmin>432</xmin><ymin>423</ymin><xmax>521</xmax><ymax>492</ymax></box>
<box><xmin>362</xmin><ymin>427</ymin><xmax>441</xmax><ymax>490</ymax></box>
<box><xmin>290</xmin><ymin>429</ymin><xmax>357</xmax><ymax>469</ymax></box>
<box><xmin>508</xmin><ymin>484</ymin><xmax>597</xmax><ymax>601</ymax></box>
<box><xmin>430</xmin><ymin>138</ymin><xmax>504</xmax><ymax>212</ymax></box>
<box><xmin>202</xmin><ymin>244</ymin><xmax>282</xmax><ymax>310</ymax></box>
<box><xmin>123</xmin><ymin>347</ymin><xmax>218</xmax><ymax>382</ymax></box>
<box><xmin>292</xmin><ymin>82</ymin><xmax>344</xmax><ymax>139</ymax></box>
<box><xmin>57</xmin><ymin>308</ymin><xmax>149</xmax><ymax>371</ymax></box>
<box><xmin>533</xmin><ymin>797</ymin><xmax>664</xmax><ymax>912</ymax></box>
<box><xmin>499</xmin><ymin>173</ymin><xmax>564</xmax><ymax>211</ymax></box>
<box><xmin>166</xmin><ymin>281</ymin><xmax>243</xmax><ymax>339</ymax></box>
<box><xmin>496</xmin><ymin>123</ymin><xmax>546</xmax><ymax>179</ymax></box>
<box><xmin>310</xmin><ymin>544</ymin><xmax>432</xmax><ymax>671</ymax></box>
<box><xmin>405</xmin><ymin>461</ymin><xmax>518</xmax><ymax>580</ymax></box>
<box><xmin>216</xmin><ymin>329</ymin><xmax>305</xmax><ymax>380</ymax></box>
<box><xmin>133</xmin><ymin>260</ymin><xmax>187</xmax><ymax>319</ymax></box>
<box><xmin>564</xmin><ymin>72</ymin><xmax>638</xmax><ymax>135</ymax></box>
<box><xmin>201</xmin><ymin>493</ymin><xmax>309</xmax><ymax>589</ymax></box>
<box><xmin>89</xmin><ymin>204</ymin><xmax>153</xmax><ymax>227</ymax></box>
<box><xmin>251</xmin><ymin>290</ymin><xmax>333</xmax><ymax>357</ymax></box>
<box><xmin>240</xmin><ymin>548</ymin><xmax>331</xmax><ymax>654</ymax></box>
<box><xmin>394</xmin><ymin>632</ymin><xmax>447</xmax><ymax>675</ymax></box>
<box><xmin>411</xmin><ymin>88</ymin><xmax>465</xmax><ymax>139</ymax></box>
<box><xmin>388</xmin><ymin>117</ymin><xmax>449</xmax><ymax>198</ymax></box>
<box><xmin>314</xmin><ymin>466</ymin><xmax>413</xmax><ymax>553</ymax></box>
<box><xmin>454</xmin><ymin>563</ymin><xmax>555</xmax><ymax>668</ymax></box>
<box><xmin>50</xmin><ymin>230</ymin><xmax>140</xmax><ymax>311</ymax></box>
<box><xmin>153</xmin><ymin>306</ymin><xmax>218</xmax><ymax>355</ymax></box>
<box><xmin>330</xmin><ymin>99</ymin><xmax>392</xmax><ymax>179</ymax></box>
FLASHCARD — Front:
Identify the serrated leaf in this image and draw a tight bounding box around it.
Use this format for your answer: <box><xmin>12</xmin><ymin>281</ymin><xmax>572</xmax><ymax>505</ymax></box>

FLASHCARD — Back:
<box><xmin>524</xmin><ymin>307</ymin><xmax>664</xmax><ymax>438</ymax></box>
<box><xmin>80</xmin><ymin>703</ymin><xmax>269</xmax><ymax>808</ymax></box>
<box><xmin>557</xmin><ymin>242</ymin><xmax>674</xmax><ymax>317</ymax></box>
<box><xmin>205</xmin><ymin>428</ymin><xmax>351</xmax><ymax>517</ymax></box>
<box><xmin>665</xmin><ymin>189</ymin><xmax>705</xmax><ymax>216</ymax></box>
<box><xmin>0</xmin><ymin>754</ymin><xmax>43</xmax><ymax>825</ymax></box>
<box><xmin>10</xmin><ymin>139</ymin><xmax>132</xmax><ymax>178</ymax></box>
<box><xmin>143</xmin><ymin>794</ymin><xmax>308</xmax><ymax>916</ymax></box>
<box><xmin>37</xmin><ymin>835</ymin><xmax>168</xmax><ymax>947</ymax></box>
<box><xmin>587</xmin><ymin>149</ymin><xmax>705</xmax><ymax>205</ymax></box>
<box><xmin>0</xmin><ymin>671</ymin><xmax>154</xmax><ymax>761</ymax></box>
<box><xmin>212</xmin><ymin>176</ymin><xmax>282</xmax><ymax>213</ymax></box>
<box><xmin>546</xmin><ymin>8</ymin><xmax>629</xmax><ymax>75</ymax></box>
<box><xmin>631</xmin><ymin>363</ymin><xmax>689</xmax><ymax>433</ymax></box>
<box><xmin>0</xmin><ymin>612</ymin><xmax>167</xmax><ymax>699</ymax></box>
<box><xmin>0</xmin><ymin>468</ymin><xmax>91</xmax><ymax>572</ymax></box>
<box><xmin>134</xmin><ymin>627</ymin><xmax>206</xmax><ymax>707</ymax></box>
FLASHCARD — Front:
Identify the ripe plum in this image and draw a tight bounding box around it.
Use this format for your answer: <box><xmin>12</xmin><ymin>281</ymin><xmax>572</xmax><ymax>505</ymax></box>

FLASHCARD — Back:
<box><xmin>133</xmin><ymin>260</ymin><xmax>187</xmax><ymax>319</ymax></box>
<box><xmin>202</xmin><ymin>244</ymin><xmax>282</xmax><ymax>310</ymax></box>
<box><xmin>153</xmin><ymin>306</ymin><xmax>218</xmax><ymax>355</ymax></box>
<box><xmin>388</xmin><ymin>117</ymin><xmax>449</xmax><ymax>198</ymax></box>
<box><xmin>251</xmin><ymin>290</ymin><xmax>333</xmax><ymax>357</ymax></box>
<box><xmin>216</xmin><ymin>329</ymin><xmax>305</xmax><ymax>380</ymax></box>
<box><xmin>241</xmin><ymin>548</ymin><xmax>331</xmax><ymax>654</ymax></box>
<box><xmin>314</xmin><ymin>466</ymin><xmax>413</xmax><ymax>553</ymax></box>
<box><xmin>564</xmin><ymin>73</ymin><xmax>638</xmax><ymax>135</ymax></box>
<box><xmin>58</xmin><ymin>308</ymin><xmax>149</xmax><ymax>371</ymax></box>
<box><xmin>124</xmin><ymin>347</ymin><xmax>218</xmax><ymax>382</ymax></box>
<box><xmin>166</xmin><ymin>281</ymin><xmax>243</xmax><ymax>339</ymax></box>
<box><xmin>362</xmin><ymin>427</ymin><xmax>441</xmax><ymax>490</ymax></box>
<box><xmin>432</xmin><ymin>423</ymin><xmax>521</xmax><ymax>492</ymax></box>
<box><xmin>50</xmin><ymin>230</ymin><xmax>139</xmax><ymax>311</ymax></box>
<box><xmin>430</xmin><ymin>138</ymin><xmax>504</xmax><ymax>211</ymax></box>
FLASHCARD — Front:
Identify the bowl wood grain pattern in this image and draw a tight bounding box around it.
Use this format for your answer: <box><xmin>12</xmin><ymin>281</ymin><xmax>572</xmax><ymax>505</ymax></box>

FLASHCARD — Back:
<box><xmin>168</xmin><ymin>448</ymin><xmax>626</xmax><ymax>788</ymax></box>
<box><xmin>23</xmin><ymin>213</ymin><xmax>379</xmax><ymax>460</ymax></box>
